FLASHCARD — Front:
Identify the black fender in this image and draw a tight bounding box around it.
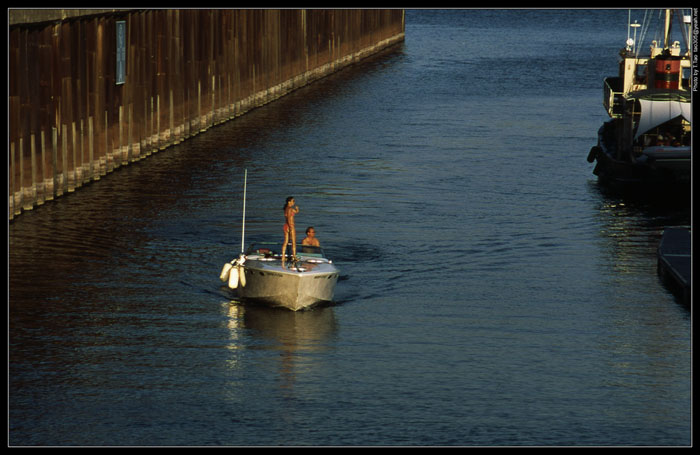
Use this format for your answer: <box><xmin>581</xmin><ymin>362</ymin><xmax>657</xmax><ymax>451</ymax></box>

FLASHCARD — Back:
<box><xmin>587</xmin><ymin>146</ymin><xmax>602</xmax><ymax>163</ymax></box>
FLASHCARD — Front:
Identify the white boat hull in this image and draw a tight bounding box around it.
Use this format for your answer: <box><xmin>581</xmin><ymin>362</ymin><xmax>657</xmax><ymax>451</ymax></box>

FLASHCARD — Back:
<box><xmin>238</xmin><ymin>261</ymin><xmax>339</xmax><ymax>311</ymax></box>
<box><xmin>222</xmin><ymin>244</ymin><xmax>339</xmax><ymax>311</ymax></box>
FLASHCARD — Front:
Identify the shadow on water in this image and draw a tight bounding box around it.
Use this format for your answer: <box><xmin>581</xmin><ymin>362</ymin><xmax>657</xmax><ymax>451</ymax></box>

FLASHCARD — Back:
<box><xmin>588</xmin><ymin>179</ymin><xmax>691</xmax><ymax>310</ymax></box>
<box><xmin>591</xmin><ymin>180</ymin><xmax>690</xmax><ymax>213</ymax></box>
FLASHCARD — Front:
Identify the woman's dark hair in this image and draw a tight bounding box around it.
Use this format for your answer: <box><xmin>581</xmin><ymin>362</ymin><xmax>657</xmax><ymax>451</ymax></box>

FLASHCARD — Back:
<box><xmin>283</xmin><ymin>196</ymin><xmax>294</xmax><ymax>211</ymax></box>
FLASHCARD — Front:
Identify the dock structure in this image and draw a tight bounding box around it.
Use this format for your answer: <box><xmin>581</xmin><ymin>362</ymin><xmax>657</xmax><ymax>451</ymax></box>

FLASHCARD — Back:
<box><xmin>8</xmin><ymin>9</ymin><xmax>405</xmax><ymax>220</ymax></box>
<box><xmin>657</xmin><ymin>227</ymin><xmax>691</xmax><ymax>305</ymax></box>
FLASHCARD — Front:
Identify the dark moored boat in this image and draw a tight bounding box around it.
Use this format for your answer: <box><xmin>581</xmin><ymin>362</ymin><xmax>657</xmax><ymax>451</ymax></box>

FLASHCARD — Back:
<box><xmin>588</xmin><ymin>9</ymin><xmax>692</xmax><ymax>186</ymax></box>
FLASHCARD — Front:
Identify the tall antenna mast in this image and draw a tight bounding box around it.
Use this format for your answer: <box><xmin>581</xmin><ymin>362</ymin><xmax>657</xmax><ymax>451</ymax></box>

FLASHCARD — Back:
<box><xmin>241</xmin><ymin>169</ymin><xmax>247</xmax><ymax>254</ymax></box>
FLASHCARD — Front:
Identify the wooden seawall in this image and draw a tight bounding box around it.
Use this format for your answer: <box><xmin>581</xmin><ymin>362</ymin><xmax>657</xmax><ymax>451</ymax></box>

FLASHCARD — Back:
<box><xmin>8</xmin><ymin>9</ymin><xmax>405</xmax><ymax>220</ymax></box>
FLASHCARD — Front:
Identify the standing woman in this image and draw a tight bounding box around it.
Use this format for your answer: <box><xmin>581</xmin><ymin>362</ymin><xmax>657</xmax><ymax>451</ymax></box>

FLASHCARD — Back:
<box><xmin>282</xmin><ymin>196</ymin><xmax>300</xmax><ymax>260</ymax></box>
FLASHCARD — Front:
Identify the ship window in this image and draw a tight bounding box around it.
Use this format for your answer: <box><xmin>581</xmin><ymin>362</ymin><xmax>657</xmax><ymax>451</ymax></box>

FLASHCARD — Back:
<box><xmin>116</xmin><ymin>21</ymin><xmax>126</xmax><ymax>85</ymax></box>
<box><xmin>634</xmin><ymin>64</ymin><xmax>647</xmax><ymax>84</ymax></box>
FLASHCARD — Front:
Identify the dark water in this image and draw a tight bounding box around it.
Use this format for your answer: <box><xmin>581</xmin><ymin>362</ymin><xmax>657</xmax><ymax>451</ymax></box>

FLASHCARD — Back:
<box><xmin>9</xmin><ymin>10</ymin><xmax>691</xmax><ymax>446</ymax></box>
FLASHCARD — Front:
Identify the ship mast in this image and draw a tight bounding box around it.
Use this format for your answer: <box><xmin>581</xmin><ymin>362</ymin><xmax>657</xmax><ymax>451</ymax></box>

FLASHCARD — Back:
<box><xmin>663</xmin><ymin>9</ymin><xmax>672</xmax><ymax>49</ymax></box>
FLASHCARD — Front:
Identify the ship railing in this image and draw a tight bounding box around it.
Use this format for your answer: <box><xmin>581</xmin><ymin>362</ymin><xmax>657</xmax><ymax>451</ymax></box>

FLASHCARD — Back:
<box><xmin>603</xmin><ymin>77</ymin><xmax>624</xmax><ymax>119</ymax></box>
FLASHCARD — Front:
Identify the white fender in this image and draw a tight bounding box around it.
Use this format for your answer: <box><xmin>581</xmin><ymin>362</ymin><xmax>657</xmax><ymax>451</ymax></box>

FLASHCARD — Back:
<box><xmin>239</xmin><ymin>265</ymin><xmax>246</xmax><ymax>287</ymax></box>
<box><xmin>220</xmin><ymin>262</ymin><xmax>233</xmax><ymax>282</ymax></box>
<box><xmin>228</xmin><ymin>264</ymin><xmax>239</xmax><ymax>289</ymax></box>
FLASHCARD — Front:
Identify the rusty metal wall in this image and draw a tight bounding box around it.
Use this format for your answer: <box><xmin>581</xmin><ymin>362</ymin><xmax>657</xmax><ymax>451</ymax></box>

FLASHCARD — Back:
<box><xmin>8</xmin><ymin>9</ymin><xmax>405</xmax><ymax>219</ymax></box>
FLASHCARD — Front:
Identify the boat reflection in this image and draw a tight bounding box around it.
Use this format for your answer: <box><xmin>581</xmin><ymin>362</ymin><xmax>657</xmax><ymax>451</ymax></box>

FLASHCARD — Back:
<box><xmin>223</xmin><ymin>301</ymin><xmax>338</xmax><ymax>389</ymax></box>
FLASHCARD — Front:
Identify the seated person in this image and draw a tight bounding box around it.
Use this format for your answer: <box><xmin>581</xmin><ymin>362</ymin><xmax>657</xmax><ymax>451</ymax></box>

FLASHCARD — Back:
<box><xmin>302</xmin><ymin>226</ymin><xmax>320</xmax><ymax>247</ymax></box>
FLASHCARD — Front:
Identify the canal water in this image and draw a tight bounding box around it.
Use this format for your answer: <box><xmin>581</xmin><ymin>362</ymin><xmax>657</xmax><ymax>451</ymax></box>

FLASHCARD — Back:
<box><xmin>9</xmin><ymin>10</ymin><xmax>691</xmax><ymax>446</ymax></box>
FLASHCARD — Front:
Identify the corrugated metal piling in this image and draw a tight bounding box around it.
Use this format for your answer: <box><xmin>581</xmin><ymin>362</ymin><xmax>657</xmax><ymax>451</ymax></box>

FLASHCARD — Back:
<box><xmin>8</xmin><ymin>9</ymin><xmax>405</xmax><ymax>220</ymax></box>
<box><xmin>657</xmin><ymin>227</ymin><xmax>691</xmax><ymax>305</ymax></box>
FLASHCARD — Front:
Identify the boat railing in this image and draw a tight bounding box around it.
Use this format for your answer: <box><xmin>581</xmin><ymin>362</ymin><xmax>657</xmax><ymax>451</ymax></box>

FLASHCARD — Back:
<box><xmin>245</xmin><ymin>242</ymin><xmax>326</xmax><ymax>258</ymax></box>
<box><xmin>603</xmin><ymin>77</ymin><xmax>624</xmax><ymax>118</ymax></box>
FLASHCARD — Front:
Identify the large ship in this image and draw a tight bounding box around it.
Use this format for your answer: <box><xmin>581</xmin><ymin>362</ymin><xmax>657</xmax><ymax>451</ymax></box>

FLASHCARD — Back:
<box><xmin>588</xmin><ymin>9</ymin><xmax>692</xmax><ymax>186</ymax></box>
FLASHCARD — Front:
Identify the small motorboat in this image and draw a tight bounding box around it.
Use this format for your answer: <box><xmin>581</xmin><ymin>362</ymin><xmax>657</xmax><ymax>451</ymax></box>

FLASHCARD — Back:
<box><xmin>219</xmin><ymin>170</ymin><xmax>340</xmax><ymax>311</ymax></box>
<box><xmin>221</xmin><ymin>243</ymin><xmax>340</xmax><ymax>311</ymax></box>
